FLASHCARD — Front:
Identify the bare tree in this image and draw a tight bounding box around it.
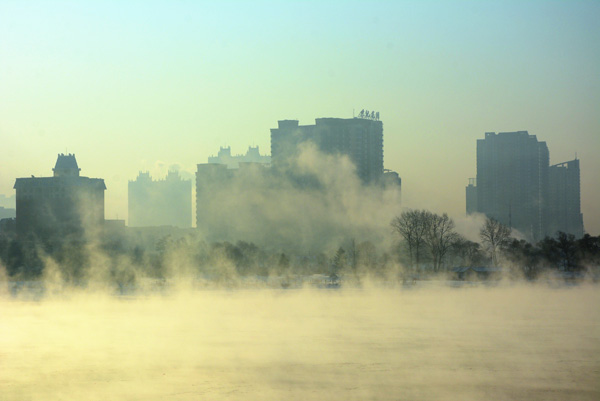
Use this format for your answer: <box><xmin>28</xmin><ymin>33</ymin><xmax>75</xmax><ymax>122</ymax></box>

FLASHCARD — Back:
<box><xmin>391</xmin><ymin>210</ymin><xmax>429</xmax><ymax>270</ymax></box>
<box><xmin>423</xmin><ymin>212</ymin><xmax>459</xmax><ymax>272</ymax></box>
<box><xmin>451</xmin><ymin>235</ymin><xmax>485</xmax><ymax>267</ymax></box>
<box><xmin>479</xmin><ymin>217</ymin><xmax>511</xmax><ymax>267</ymax></box>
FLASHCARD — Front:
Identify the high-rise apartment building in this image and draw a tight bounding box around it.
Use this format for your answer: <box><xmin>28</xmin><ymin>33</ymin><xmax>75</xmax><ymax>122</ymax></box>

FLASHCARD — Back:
<box><xmin>13</xmin><ymin>154</ymin><xmax>106</xmax><ymax>238</ymax></box>
<box><xmin>128</xmin><ymin>170</ymin><xmax>192</xmax><ymax>228</ymax></box>
<box><xmin>270</xmin><ymin>117</ymin><xmax>384</xmax><ymax>183</ymax></box>
<box><xmin>467</xmin><ymin>132</ymin><xmax>584</xmax><ymax>241</ymax></box>
<box><xmin>474</xmin><ymin>131</ymin><xmax>549</xmax><ymax>241</ymax></box>
<box><xmin>547</xmin><ymin>159</ymin><xmax>584</xmax><ymax>238</ymax></box>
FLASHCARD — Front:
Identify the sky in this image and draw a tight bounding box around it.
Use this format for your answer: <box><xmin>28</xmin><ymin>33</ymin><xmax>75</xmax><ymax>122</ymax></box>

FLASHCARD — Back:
<box><xmin>1</xmin><ymin>0</ymin><xmax>598</xmax><ymax>235</ymax></box>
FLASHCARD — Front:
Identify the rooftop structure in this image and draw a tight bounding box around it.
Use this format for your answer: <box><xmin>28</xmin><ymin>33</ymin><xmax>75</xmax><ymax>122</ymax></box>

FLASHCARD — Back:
<box><xmin>208</xmin><ymin>146</ymin><xmax>270</xmax><ymax>169</ymax></box>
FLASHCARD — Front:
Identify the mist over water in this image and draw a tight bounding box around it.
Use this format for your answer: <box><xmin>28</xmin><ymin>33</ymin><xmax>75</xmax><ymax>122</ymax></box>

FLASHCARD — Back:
<box><xmin>2</xmin><ymin>137</ymin><xmax>598</xmax><ymax>401</ymax></box>
<box><xmin>1</xmin><ymin>284</ymin><xmax>598</xmax><ymax>401</ymax></box>
<box><xmin>195</xmin><ymin>143</ymin><xmax>403</xmax><ymax>253</ymax></box>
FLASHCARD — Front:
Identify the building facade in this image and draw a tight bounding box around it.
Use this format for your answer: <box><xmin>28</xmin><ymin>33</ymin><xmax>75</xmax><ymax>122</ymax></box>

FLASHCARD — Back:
<box><xmin>270</xmin><ymin>117</ymin><xmax>384</xmax><ymax>183</ymax></box>
<box><xmin>465</xmin><ymin>178</ymin><xmax>477</xmax><ymax>215</ymax></box>
<box><xmin>474</xmin><ymin>131</ymin><xmax>549</xmax><ymax>241</ymax></box>
<box><xmin>467</xmin><ymin>132</ymin><xmax>584</xmax><ymax>240</ymax></box>
<box><xmin>128</xmin><ymin>170</ymin><xmax>192</xmax><ymax>228</ymax></box>
<box><xmin>547</xmin><ymin>159</ymin><xmax>584</xmax><ymax>238</ymax></box>
<box><xmin>13</xmin><ymin>154</ymin><xmax>106</xmax><ymax>238</ymax></box>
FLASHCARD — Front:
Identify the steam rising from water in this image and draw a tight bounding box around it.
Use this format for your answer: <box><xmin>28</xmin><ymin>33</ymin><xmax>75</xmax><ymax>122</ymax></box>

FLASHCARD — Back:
<box><xmin>195</xmin><ymin>143</ymin><xmax>403</xmax><ymax>252</ymax></box>
<box><xmin>2</xmin><ymin>285</ymin><xmax>598</xmax><ymax>400</ymax></box>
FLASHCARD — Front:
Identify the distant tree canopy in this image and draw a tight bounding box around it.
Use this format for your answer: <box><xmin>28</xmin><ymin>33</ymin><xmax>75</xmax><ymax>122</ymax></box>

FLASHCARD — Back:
<box><xmin>0</xmin><ymin>229</ymin><xmax>399</xmax><ymax>288</ymax></box>
<box><xmin>390</xmin><ymin>210</ymin><xmax>599</xmax><ymax>278</ymax></box>
<box><xmin>391</xmin><ymin>210</ymin><xmax>459</xmax><ymax>272</ymax></box>
<box><xmin>0</xmin><ymin>213</ymin><xmax>598</xmax><ymax>287</ymax></box>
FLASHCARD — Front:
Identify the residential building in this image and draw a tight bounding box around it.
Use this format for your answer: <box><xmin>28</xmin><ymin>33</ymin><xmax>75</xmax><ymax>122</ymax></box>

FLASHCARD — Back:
<box><xmin>270</xmin><ymin>117</ymin><xmax>384</xmax><ymax>183</ymax></box>
<box><xmin>547</xmin><ymin>159</ymin><xmax>584</xmax><ymax>238</ymax></box>
<box><xmin>13</xmin><ymin>154</ymin><xmax>106</xmax><ymax>238</ymax></box>
<box><xmin>466</xmin><ymin>178</ymin><xmax>477</xmax><ymax>215</ymax></box>
<box><xmin>474</xmin><ymin>131</ymin><xmax>549</xmax><ymax>241</ymax></box>
<box><xmin>128</xmin><ymin>170</ymin><xmax>192</xmax><ymax>228</ymax></box>
<box><xmin>467</xmin><ymin>132</ymin><xmax>584</xmax><ymax>240</ymax></box>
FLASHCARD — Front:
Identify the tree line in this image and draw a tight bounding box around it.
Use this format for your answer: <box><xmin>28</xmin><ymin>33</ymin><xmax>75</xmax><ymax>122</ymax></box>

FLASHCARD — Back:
<box><xmin>1</xmin><ymin>212</ymin><xmax>598</xmax><ymax>287</ymax></box>
<box><xmin>0</xmin><ymin>230</ymin><xmax>400</xmax><ymax>288</ymax></box>
<box><xmin>391</xmin><ymin>209</ymin><xmax>600</xmax><ymax>278</ymax></box>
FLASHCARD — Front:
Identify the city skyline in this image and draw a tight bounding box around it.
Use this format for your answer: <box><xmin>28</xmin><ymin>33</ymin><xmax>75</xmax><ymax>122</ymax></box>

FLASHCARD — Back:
<box><xmin>1</xmin><ymin>1</ymin><xmax>598</xmax><ymax>235</ymax></box>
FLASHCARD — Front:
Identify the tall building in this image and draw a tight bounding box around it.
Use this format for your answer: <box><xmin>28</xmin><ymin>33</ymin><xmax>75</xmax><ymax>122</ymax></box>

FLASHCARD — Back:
<box><xmin>474</xmin><ymin>131</ymin><xmax>549</xmax><ymax>241</ymax></box>
<box><xmin>467</xmin><ymin>132</ymin><xmax>584</xmax><ymax>241</ymax></box>
<box><xmin>128</xmin><ymin>170</ymin><xmax>192</xmax><ymax>228</ymax></box>
<box><xmin>13</xmin><ymin>154</ymin><xmax>106</xmax><ymax>238</ymax></box>
<box><xmin>465</xmin><ymin>178</ymin><xmax>477</xmax><ymax>215</ymax></box>
<box><xmin>195</xmin><ymin>114</ymin><xmax>401</xmax><ymax>243</ymax></box>
<box><xmin>270</xmin><ymin>117</ymin><xmax>384</xmax><ymax>183</ymax></box>
<box><xmin>208</xmin><ymin>146</ymin><xmax>271</xmax><ymax>169</ymax></box>
<box><xmin>547</xmin><ymin>159</ymin><xmax>584</xmax><ymax>238</ymax></box>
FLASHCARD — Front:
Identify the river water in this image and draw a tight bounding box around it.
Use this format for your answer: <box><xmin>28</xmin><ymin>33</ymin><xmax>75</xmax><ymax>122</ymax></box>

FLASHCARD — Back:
<box><xmin>1</xmin><ymin>284</ymin><xmax>599</xmax><ymax>400</ymax></box>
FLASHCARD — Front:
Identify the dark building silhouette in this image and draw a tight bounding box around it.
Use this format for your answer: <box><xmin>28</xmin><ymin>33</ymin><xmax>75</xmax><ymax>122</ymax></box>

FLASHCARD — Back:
<box><xmin>465</xmin><ymin>178</ymin><xmax>477</xmax><ymax>215</ymax></box>
<box><xmin>467</xmin><ymin>132</ymin><xmax>584</xmax><ymax>240</ymax></box>
<box><xmin>547</xmin><ymin>159</ymin><xmax>583</xmax><ymax>238</ymax></box>
<box><xmin>382</xmin><ymin>169</ymin><xmax>402</xmax><ymax>190</ymax></box>
<box><xmin>128</xmin><ymin>170</ymin><xmax>192</xmax><ymax>228</ymax></box>
<box><xmin>270</xmin><ymin>117</ymin><xmax>384</xmax><ymax>183</ymax></box>
<box><xmin>13</xmin><ymin>154</ymin><xmax>106</xmax><ymax>238</ymax></box>
<box><xmin>208</xmin><ymin>146</ymin><xmax>270</xmax><ymax>169</ymax></box>
<box><xmin>473</xmin><ymin>131</ymin><xmax>549</xmax><ymax>241</ymax></box>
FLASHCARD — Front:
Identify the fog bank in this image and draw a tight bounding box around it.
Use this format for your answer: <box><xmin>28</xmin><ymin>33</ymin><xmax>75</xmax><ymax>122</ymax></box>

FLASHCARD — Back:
<box><xmin>1</xmin><ymin>285</ymin><xmax>598</xmax><ymax>400</ymax></box>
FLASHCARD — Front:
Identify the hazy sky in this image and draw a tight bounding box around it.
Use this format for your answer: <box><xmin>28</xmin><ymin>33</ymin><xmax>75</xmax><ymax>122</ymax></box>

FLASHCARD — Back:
<box><xmin>1</xmin><ymin>1</ymin><xmax>598</xmax><ymax>234</ymax></box>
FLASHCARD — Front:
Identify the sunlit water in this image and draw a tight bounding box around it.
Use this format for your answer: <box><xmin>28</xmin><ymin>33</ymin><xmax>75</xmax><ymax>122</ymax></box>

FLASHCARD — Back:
<box><xmin>1</xmin><ymin>283</ymin><xmax>599</xmax><ymax>400</ymax></box>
